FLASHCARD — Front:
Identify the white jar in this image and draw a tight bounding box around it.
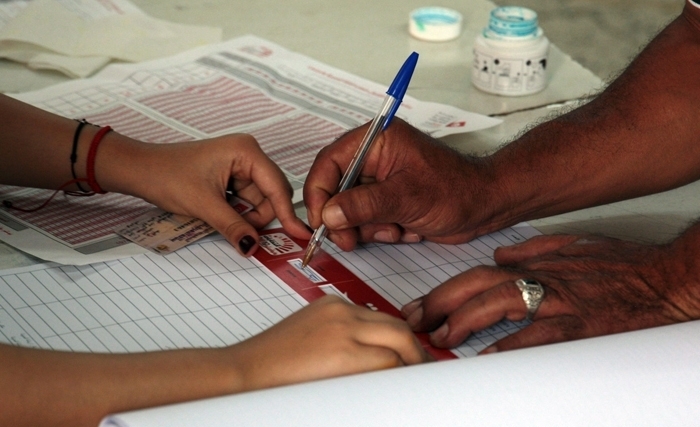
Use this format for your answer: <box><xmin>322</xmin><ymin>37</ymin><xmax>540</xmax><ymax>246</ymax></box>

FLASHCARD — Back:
<box><xmin>472</xmin><ymin>6</ymin><xmax>549</xmax><ymax>96</ymax></box>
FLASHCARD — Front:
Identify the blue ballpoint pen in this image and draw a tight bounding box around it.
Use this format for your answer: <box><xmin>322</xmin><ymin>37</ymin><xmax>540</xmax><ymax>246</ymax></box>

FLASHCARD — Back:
<box><xmin>301</xmin><ymin>52</ymin><xmax>419</xmax><ymax>267</ymax></box>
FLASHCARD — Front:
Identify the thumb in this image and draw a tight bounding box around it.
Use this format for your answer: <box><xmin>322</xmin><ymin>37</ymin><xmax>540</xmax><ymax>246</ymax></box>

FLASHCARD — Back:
<box><xmin>321</xmin><ymin>181</ymin><xmax>402</xmax><ymax>230</ymax></box>
<box><xmin>200</xmin><ymin>196</ymin><xmax>260</xmax><ymax>256</ymax></box>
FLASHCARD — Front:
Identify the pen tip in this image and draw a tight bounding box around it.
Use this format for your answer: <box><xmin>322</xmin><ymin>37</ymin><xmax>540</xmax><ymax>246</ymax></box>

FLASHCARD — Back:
<box><xmin>301</xmin><ymin>242</ymin><xmax>316</xmax><ymax>268</ymax></box>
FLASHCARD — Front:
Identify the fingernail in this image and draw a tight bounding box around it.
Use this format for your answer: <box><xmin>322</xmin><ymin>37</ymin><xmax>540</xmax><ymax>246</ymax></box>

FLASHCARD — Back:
<box><xmin>430</xmin><ymin>323</ymin><xmax>449</xmax><ymax>344</ymax></box>
<box><xmin>322</xmin><ymin>204</ymin><xmax>347</xmax><ymax>228</ymax></box>
<box><xmin>373</xmin><ymin>229</ymin><xmax>395</xmax><ymax>243</ymax></box>
<box><xmin>401</xmin><ymin>232</ymin><xmax>421</xmax><ymax>243</ymax></box>
<box><xmin>238</xmin><ymin>235</ymin><xmax>255</xmax><ymax>255</ymax></box>
<box><xmin>402</xmin><ymin>298</ymin><xmax>422</xmax><ymax>317</ymax></box>
<box><xmin>405</xmin><ymin>306</ymin><xmax>423</xmax><ymax>329</ymax></box>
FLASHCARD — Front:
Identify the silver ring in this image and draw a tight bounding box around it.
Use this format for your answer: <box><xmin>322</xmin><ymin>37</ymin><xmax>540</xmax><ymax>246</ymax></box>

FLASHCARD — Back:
<box><xmin>515</xmin><ymin>278</ymin><xmax>545</xmax><ymax>320</ymax></box>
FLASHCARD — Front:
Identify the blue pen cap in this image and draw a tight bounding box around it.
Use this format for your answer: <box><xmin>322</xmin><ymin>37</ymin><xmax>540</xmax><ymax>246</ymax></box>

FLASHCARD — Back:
<box><xmin>384</xmin><ymin>52</ymin><xmax>419</xmax><ymax>128</ymax></box>
<box><xmin>387</xmin><ymin>52</ymin><xmax>418</xmax><ymax>100</ymax></box>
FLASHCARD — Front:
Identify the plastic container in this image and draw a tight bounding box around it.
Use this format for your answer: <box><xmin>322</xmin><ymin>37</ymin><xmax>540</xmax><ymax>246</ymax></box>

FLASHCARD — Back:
<box><xmin>409</xmin><ymin>7</ymin><xmax>463</xmax><ymax>42</ymax></box>
<box><xmin>472</xmin><ymin>6</ymin><xmax>549</xmax><ymax>96</ymax></box>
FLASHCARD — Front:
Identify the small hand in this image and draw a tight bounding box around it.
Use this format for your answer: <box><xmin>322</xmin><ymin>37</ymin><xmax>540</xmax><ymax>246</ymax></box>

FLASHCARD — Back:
<box><xmin>125</xmin><ymin>134</ymin><xmax>310</xmax><ymax>255</ymax></box>
<box><xmin>401</xmin><ymin>234</ymin><xmax>700</xmax><ymax>353</ymax></box>
<box><xmin>231</xmin><ymin>295</ymin><xmax>431</xmax><ymax>390</ymax></box>
<box><xmin>304</xmin><ymin>118</ymin><xmax>495</xmax><ymax>251</ymax></box>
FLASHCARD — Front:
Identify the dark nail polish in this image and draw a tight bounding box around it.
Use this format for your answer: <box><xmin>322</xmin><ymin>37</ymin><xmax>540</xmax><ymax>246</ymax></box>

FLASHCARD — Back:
<box><xmin>239</xmin><ymin>235</ymin><xmax>255</xmax><ymax>254</ymax></box>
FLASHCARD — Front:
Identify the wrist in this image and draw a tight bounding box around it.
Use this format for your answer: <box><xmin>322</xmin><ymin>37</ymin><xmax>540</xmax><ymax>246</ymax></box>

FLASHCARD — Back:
<box><xmin>91</xmin><ymin>131</ymin><xmax>152</xmax><ymax>198</ymax></box>
<box><xmin>462</xmin><ymin>153</ymin><xmax>529</xmax><ymax>237</ymax></box>
<box><xmin>663</xmin><ymin>223</ymin><xmax>700</xmax><ymax>316</ymax></box>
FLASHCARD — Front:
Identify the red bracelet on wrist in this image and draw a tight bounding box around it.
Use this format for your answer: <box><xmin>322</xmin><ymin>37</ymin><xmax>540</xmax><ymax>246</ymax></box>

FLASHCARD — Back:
<box><xmin>85</xmin><ymin>125</ymin><xmax>112</xmax><ymax>194</ymax></box>
<box><xmin>2</xmin><ymin>125</ymin><xmax>112</xmax><ymax>213</ymax></box>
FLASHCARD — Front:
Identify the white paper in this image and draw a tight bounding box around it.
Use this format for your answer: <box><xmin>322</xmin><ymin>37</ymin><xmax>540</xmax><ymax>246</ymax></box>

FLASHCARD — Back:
<box><xmin>0</xmin><ymin>0</ymin><xmax>221</xmax><ymax>77</ymax></box>
<box><xmin>0</xmin><ymin>35</ymin><xmax>502</xmax><ymax>265</ymax></box>
<box><xmin>101</xmin><ymin>320</ymin><xmax>700</xmax><ymax>427</ymax></box>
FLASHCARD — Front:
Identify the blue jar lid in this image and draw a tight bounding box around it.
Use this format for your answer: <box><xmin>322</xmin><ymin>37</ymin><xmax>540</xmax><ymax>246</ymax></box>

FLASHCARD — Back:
<box><xmin>488</xmin><ymin>6</ymin><xmax>539</xmax><ymax>38</ymax></box>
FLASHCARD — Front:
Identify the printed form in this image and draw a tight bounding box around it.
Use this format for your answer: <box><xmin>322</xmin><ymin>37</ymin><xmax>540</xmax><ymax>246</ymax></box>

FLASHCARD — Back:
<box><xmin>0</xmin><ymin>35</ymin><xmax>501</xmax><ymax>265</ymax></box>
<box><xmin>0</xmin><ymin>224</ymin><xmax>539</xmax><ymax>359</ymax></box>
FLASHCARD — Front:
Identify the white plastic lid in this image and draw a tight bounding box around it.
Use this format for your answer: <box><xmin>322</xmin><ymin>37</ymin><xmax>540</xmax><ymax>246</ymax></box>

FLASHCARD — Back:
<box><xmin>409</xmin><ymin>7</ymin><xmax>463</xmax><ymax>42</ymax></box>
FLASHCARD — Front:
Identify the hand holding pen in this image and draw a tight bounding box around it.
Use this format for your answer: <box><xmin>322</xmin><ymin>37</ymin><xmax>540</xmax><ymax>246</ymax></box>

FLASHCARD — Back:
<box><xmin>302</xmin><ymin>52</ymin><xmax>419</xmax><ymax>267</ymax></box>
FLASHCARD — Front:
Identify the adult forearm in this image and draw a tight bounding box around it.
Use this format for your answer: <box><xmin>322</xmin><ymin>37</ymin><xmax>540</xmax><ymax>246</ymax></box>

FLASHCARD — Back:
<box><xmin>664</xmin><ymin>220</ymin><xmax>700</xmax><ymax>314</ymax></box>
<box><xmin>485</xmin><ymin>13</ymin><xmax>700</xmax><ymax>228</ymax></box>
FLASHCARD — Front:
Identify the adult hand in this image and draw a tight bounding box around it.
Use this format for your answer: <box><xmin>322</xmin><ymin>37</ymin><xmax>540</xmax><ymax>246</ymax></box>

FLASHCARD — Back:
<box><xmin>401</xmin><ymin>233</ymin><xmax>700</xmax><ymax>353</ymax></box>
<box><xmin>304</xmin><ymin>118</ymin><xmax>501</xmax><ymax>251</ymax></box>
<box><xmin>229</xmin><ymin>295</ymin><xmax>431</xmax><ymax>390</ymax></box>
<box><xmin>107</xmin><ymin>134</ymin><xmax>310</xmax><ymax>256</ymax></box>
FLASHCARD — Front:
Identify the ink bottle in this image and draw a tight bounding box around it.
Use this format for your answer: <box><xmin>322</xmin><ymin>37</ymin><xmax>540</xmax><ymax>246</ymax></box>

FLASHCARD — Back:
<box><xmin>472</xmin><ymin>6</ymin><xmax>549</xmax><ymax>96</ymax></box>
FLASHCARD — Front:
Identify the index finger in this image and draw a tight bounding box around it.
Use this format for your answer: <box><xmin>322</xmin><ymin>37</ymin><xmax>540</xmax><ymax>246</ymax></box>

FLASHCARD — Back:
<box><xmin>355</xmin><ymin>308</ymin><xmax>431</xmax><ymax>365</ymax></box>
<box><xmin>494</xmin><ymin>234</ymin><xmax>580</xmax><ymax>265</ymax></box>
<box><xmin>406</xmin><ymin>266</ymin><xmax>516</xmax><ymax>332</ymax></box>
<box><xmin>249</xmin><ymin>150</ymin><xmax>310</xmax><ymax>240</ymax></box>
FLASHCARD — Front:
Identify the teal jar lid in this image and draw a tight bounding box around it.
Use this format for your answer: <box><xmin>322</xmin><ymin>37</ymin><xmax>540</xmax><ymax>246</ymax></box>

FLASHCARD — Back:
<box><xmin>488</xmin><ymin>6</ymin><xmax>539</xmax><ymax>38</ymax></box>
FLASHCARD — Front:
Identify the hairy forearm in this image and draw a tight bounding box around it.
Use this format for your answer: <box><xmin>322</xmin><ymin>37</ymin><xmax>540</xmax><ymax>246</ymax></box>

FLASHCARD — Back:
<box><xmin>484</xmin><ymin>12</ymin><xmax>700</xmax><ymax>229</ymax></box>
<box><xmin>0</xmin><ymin>344</ymin><xmax>243</xmax><ymax>427</ymax></box>
<box><xmin>663</xmin><ymin>220</ymin><xmax>700</xmax><ymax>315</ymax></box>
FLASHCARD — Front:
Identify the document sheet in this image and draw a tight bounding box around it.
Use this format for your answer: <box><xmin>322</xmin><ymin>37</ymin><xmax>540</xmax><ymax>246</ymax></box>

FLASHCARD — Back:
<box><xmin>0</xmin><ymin>35</ymin><xmax>501</xmax><ymax>265</ymax></box>
<box><xmin>0</xmin><ymin>0</ymin><xmax>221</xmax><ymax>77</ymax></box>
<box><xmin>0</xmin><ymin>224</ymin><xmax>538</xmax><ymax>359</ymax></box>
<box><xmin>102</xmin><ymin>320</ymin><xmax>700</xmax><ymax>427</ymax></box>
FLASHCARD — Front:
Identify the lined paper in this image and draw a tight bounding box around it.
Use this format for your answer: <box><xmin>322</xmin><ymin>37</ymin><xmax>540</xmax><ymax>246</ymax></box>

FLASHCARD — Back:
<box><xmin>0</xmin><ymin>224</ymin><xmax>540</xmax><ymax>357</ymax></box>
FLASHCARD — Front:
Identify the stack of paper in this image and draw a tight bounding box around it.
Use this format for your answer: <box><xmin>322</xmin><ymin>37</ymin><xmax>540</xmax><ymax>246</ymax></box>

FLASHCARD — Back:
<box><xmin>0</xmin><ymin>0</ymin><xmax>221</xmax><ymax>77</ymax></box>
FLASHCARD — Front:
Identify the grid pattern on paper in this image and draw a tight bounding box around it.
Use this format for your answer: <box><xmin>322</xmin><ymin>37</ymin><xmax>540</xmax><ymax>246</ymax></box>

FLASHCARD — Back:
<box><xmin>127</xmin><ymin>64</ymin><xmax>218</xmax><ymax>89</ymax></box>
<box><xmin>0</xmin><ymin>225</ymin><xmax>538</xmax><ymax>358</ymax></box>
<box><xmin>327</xmin><ymin>228</ymin><xmax>532</xmax><ymax>358</ymax></box>
<box><xmin>0</xmin><ymin>239</ymin><xmax>306</xmax><ymax>352</ymax></box>
<box><xmin>86</xmin><ymin>104</ymin><xmax>195</xmax><ymax>144</ymax></box>
<box><xmin>41</xmin><ymin>86</ymin><xmax>125</xmax><ymax>119</ymax></box>
<box><xmin>137</xmin><ymin>76</ymin><xmax>296</xmax><ymax>134</ymax></box>
<box><xmin>249</xmin><ymin>113</ymin><xmax>344</xmax><ymax>176</ymax></box>
<box><xmin>0</xmin><ymin>188</ymin><xmax>153</xmax><ymax>245</ymax></box>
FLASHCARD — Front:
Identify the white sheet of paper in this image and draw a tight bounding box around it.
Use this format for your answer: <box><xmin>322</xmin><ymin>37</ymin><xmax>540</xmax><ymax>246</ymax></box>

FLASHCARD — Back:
<box><xmin>0</xmin><ymin>0</ymin><xmax>221</xmax><ymax>77</ymax></box>
<box><xmin>100</xmin><ymin>320</ymin><xmax>700</xmax><ymax>427</ymax></box>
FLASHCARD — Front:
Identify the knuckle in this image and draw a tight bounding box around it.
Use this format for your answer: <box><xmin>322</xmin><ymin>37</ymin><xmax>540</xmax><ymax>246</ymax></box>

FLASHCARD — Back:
<box><xmin>223</xmin><ymin>218</ymin><xmax>253</xmax><ymax>239</ymax></box>
<box><xmin>317</xmin><ymin>297</ymin><xmax>356</xmax><ymax>319</ymax></box>
<box><xmin>382</xmin><ymin>352</ymin><xmax>403</xmax><ymax>368</ymax></box>
<box><xmin>389</xmin><ymin>322</ymin><xmax>417</xmax><ymax>343</ymax></box>
<box><xmin>551</xmin><ymin>316</ymin><xmax>587</xmax><ymax>341</ymax></box>
<box><xmin>356</xmin><ymin>186</ymin><xmax>389</xmax><ymax>220</ymax></box>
